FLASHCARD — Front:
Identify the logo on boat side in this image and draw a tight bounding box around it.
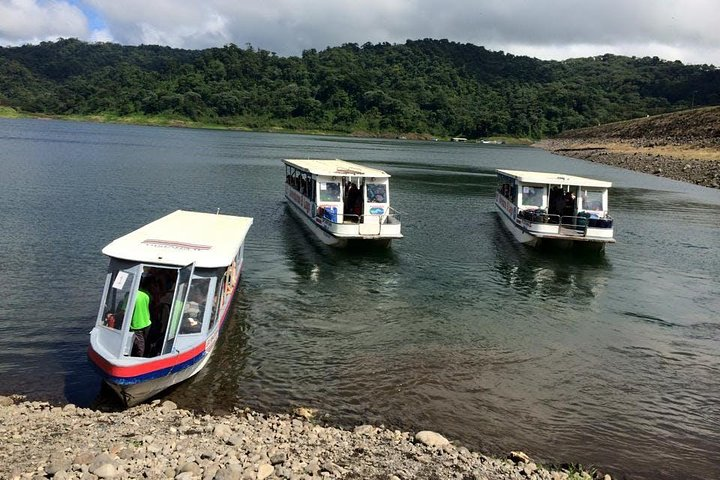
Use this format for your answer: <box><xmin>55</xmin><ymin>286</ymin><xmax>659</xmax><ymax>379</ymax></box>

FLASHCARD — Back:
<box><xmin>288</xmin><ymin>188</ymin><xmax>313</xmax><ymax>214</ymax></box>
<box><xmin>497</xmin><ymin>195</ymin><xmax>514</xmax><ymax>217</ymax></box>
<box><xmin>370</xmin><ymin>207</ymin><xmax>385</xmax><ymax>215</ymax></box>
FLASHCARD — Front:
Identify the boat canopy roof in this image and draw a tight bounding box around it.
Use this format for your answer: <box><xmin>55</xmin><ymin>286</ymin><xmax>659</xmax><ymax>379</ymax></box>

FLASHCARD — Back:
<box><xmin>497</xmin><ymin>169</ymin><xmax>612</xmax><ymax>188</ymax></box>
<box><xmin>284</xmin><ymin>159</ymin><xmax>391</xmax><ymax>178</ymax></box>
<box><xmin>102</xmin><ymin>210</ymin><xmax>253</xmax><ymax>268</ymax></box>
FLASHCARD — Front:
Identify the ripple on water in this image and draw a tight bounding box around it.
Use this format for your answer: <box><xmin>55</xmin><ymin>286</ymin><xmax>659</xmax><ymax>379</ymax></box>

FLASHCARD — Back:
<box><xmin>2</xmin><ymin>121</ymin><xmax>720</xmax><ymax>480</ymax></box>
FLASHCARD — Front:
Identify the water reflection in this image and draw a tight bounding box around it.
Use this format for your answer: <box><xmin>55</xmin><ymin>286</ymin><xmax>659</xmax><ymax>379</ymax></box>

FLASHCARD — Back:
<box><xmin>3</xmin><ymin>120</ymin><xmax>720</xmax><ymax>480</ymax></box>
<box><xmin>281</xmin><ymin>204</ymin><xmax>401</xmax><ymax>284</ymax></box>
<box><xmin>491</xmin><ymin>218</ymin><xmax>612</xmax><ymax>301</ymax></box>
<box><xmin>394</xmin><ymin>170</ymin><xmax>495</xmax><ymax>197</ymax></box>
<box><xmin>166</xmin><ymin>288</ymin><xmax>252</xmax><ymax>412</ymax></box>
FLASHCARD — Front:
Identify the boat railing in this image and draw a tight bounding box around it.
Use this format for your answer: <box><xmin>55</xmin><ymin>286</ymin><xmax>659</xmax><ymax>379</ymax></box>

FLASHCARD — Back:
<box><xmin>385</xmin><ymin>206</ymin><xmax>402</xmax><ymax>224</ymax></box>
<box><xmin>518</xmin><ymin>209</ymin><xmax>613</xmax><ymax>229</ymax></box>
<box><xmin>517</xmin><ymin>209</ymin><xmax>558</xmax><ymax>224</ymax></box>
<box><xmin>319</xmin><ymin>207</ymin><xmax>402</xmax><ymax>225</ymax></box>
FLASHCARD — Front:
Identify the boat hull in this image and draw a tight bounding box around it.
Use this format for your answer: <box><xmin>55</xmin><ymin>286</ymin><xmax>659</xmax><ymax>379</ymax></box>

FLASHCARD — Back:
<box><xmin>285</xmin><ymin>194</ymin><xmax>396</xmax><ymax>248</ymax></box>
<box><xmin>495</xmin><ymin>203</ymin><xmax>610</xmax><ymax>252</ymax></box>
<box><xmin>89</xmin><ymin>267</ymin><xmax>242</xmax><ymax>407</ymax></box>
<box><xmin>105</xmin><ymin>352</ymin><xmax>212</xmax><ymax>407</ymax></box>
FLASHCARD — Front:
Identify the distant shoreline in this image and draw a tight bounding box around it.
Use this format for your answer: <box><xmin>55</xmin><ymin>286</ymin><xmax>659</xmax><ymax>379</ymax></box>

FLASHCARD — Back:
<box><xmin>4</xmin><ymin>106</ymin><xmax>718</xmax><ymax>188</ymax></box>
<box><xmin>0</xmin><ymin>107</ymin><xmax>531</xmax><ymax>144</ymax></box>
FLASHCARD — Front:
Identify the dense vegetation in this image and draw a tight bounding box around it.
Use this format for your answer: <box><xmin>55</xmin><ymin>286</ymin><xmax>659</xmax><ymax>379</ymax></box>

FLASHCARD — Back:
<box><xmin>1</xmin><ymin>38</ymin><xmax>718</xmax><ymax>138</ymax></box>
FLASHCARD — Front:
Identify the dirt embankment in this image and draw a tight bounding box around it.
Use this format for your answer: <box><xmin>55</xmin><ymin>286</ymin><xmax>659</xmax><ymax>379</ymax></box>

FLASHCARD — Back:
<box><xmin>535</xmin><ymin>106</ymin><xmax>720</xmax><ymax>188</ymax></box>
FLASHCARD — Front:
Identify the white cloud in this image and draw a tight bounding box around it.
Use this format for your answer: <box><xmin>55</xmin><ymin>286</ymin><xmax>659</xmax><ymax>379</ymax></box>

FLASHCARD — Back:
<box><xmin>0</xmin><ymin>0</ymin><xmax>90</xmax><ymax>44</ymax></box>
<box><xmin>1</xmin><ymin>0</ymin><xmax>719</xmax><ymax>65</ymax></box>
<box><xmin>89</xmin><ymin>27</ymin><xmax>112</xmax><ymax>43</ymax></box>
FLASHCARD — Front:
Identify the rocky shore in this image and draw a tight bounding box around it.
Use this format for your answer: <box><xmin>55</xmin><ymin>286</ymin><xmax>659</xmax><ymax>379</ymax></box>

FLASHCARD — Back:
<box><xmin>534</xmin><ymin>106</ymin><xmax>720</xmax><ymax>189</ymax></box>
<box><xmin>0</xmin><ymin>395</ymin><xmax>607</xmax><ymax>480</ymax></box>
<box><xmin>535</xmin><ymin>138</ymin><xmax>720</xmax><ymax>188</ymax></box>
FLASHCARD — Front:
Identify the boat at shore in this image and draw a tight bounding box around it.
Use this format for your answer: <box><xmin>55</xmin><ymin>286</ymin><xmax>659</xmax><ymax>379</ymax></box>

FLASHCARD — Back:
<box><xmin>283</xmin><ymin>159</ymin><xmax>403</xmax><ymax>248</ymax></box>
<box><xmin>495</xmin><ymin>169</ymin><xmax>615</xmax><ymax>251</ymax></box>
<box><xmin>88</xmin><ymin>210</ymin><xmax>253</xmax><ymax>406</ymax></box>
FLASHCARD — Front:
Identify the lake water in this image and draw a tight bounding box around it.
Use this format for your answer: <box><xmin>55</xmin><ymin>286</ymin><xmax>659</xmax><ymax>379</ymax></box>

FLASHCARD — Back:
<box><xmin>0</xmin><ymin>118</ymin><xmax>718</xmax><ymax>479</ymax></box>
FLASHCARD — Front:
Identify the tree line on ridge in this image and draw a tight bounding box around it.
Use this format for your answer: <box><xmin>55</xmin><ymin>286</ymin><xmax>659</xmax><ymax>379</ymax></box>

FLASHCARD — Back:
<box><xmin>0</xmin><ymin>38</ymin><xmax>718</xmax><ymax>138</ymax></box>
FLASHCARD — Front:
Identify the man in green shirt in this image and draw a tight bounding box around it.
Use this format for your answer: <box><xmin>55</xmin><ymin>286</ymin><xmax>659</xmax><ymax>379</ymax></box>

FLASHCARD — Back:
<box><xmin>131</xmin><ymin>276</ymin><xmax>152</xmax><ymax>357</ymax></box>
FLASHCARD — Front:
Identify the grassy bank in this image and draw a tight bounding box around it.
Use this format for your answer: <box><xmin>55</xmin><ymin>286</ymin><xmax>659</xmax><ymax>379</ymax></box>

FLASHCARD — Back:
<box><xmin>0</xmin><ymin>107</ymin><xmax>535</xmax><ymax>143</ymax></box>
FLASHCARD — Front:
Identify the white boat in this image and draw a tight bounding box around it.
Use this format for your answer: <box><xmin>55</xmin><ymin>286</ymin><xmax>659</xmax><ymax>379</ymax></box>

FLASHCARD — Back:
<box><xmin>283</xmin><ymin>159</ymin><xmax>403</xmax><ymax>248</ymax></box>
<box><xmin>88</xmin><ymin>210</ymin><xmax>253</xmax><ymax>406</ymax></box>
<box><xmin>495</xmin><ymin>169</ymin><xmax>615</xmax><ymax>251</ymax></box>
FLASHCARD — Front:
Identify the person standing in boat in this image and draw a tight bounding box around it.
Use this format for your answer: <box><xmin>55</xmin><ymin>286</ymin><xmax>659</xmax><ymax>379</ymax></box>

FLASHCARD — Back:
<box><xmin>146</xmin><ymin>273</ymin><xmax>173</xmax><ymax>357</ymax></box>
<box><xmin>346</xmin><ymin>182</ymin><xmax>361</xmax><ymax>219</ymax></box>
<box><xmin>563</xmin><ymin>191</ymin><xmax>577</xmax><ymax>218</ymax></box>
<box><xmin>130</xmin><ymin>276</ymin><xmax>152</xmax><ymax>357</ymax></box>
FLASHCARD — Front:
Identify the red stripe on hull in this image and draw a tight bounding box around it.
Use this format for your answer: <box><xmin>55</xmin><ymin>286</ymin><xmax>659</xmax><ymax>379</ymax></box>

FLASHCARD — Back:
<box><xmin>88</xmin><ymin>342</ymin><xmax>207</xmax><ymax>378</ymax></box>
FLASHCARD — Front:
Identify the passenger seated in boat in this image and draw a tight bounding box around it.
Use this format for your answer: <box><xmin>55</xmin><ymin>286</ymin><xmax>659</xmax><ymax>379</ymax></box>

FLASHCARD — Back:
<box><xmin>180</xmin><ymin>285</ymin><xmax>207</xmax><ymax>334</ymax></box>
<box><xmin>130</xmin><ymin>276</ymin><xmax>153</xmax><ymax>357</ymax></box>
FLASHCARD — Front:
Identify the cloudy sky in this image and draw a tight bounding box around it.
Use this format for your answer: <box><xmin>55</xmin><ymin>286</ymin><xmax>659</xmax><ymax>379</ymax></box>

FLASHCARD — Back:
<box><xmin>1</xmin><ymin>0</ymin><xmax>719</xmax><ymax>65</ymax></box>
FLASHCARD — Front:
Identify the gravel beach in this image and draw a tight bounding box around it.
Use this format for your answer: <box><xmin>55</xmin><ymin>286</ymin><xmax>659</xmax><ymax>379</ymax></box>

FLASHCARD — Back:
<box><xmin>535</xmin><ymin>139</ymin><xmax>720</xmax><ymax>188</ymax></box>
<box><xmin>534</xmin><ymin>107</ymin><xmax>720</xmax><ymax>189</ymax></box>
<box><xmin>0</xmin><ymin>396</ymin><xmax>606</xmax><ymax>480</ymax></box>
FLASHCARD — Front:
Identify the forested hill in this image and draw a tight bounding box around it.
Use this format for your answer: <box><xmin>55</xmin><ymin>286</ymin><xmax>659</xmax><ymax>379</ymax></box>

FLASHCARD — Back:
<box><xmin>1</xmin><ymin>38</ymin><xmax>718</xmax><ymax>138</ymax></box>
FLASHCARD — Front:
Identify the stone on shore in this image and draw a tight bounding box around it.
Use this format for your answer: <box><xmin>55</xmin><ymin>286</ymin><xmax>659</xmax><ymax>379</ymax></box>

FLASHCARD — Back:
<box><xmin>415</xmin><ymin>430</ymin><xmax>450</xmax><ymax>447</ymax></box>
<box><xmin>257</xmin><ymin>463</ymin><xmax>274</xmax><ymax>480</ymax></box>
<box><xmin>0</xmin><ymin>399</ymin><xmax>606</xmax><ymax>480</ymax></box>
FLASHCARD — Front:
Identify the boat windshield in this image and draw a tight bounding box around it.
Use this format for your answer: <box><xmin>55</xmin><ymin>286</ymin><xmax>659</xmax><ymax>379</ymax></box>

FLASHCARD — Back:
<box><xmin>581</xmin><ymin>189</ymin><xmax>604</xmax><ymax>211</ymax></box>
<box><xmin>319</xmin><ymin>181</ymin><xmax>341</xmax><ymax>202</ymax></box>
<box><xmin>367</xmin><ymin>183</ymin><xmax>387</xmax><ymax>203</ymax></box>
<box><xmin>99</xmin><ymin>269</ymin><xmax>137</xmax><ymax>331</ymax></box>
<box><xmin>179</xmin><ymin>277</ymin><xmax>211</xmax><ymax>335</ymax></box>
<box><xmin>522</xmin><ymin>185</ymin><xmax>545</xmax><ymax>208</ymax></box>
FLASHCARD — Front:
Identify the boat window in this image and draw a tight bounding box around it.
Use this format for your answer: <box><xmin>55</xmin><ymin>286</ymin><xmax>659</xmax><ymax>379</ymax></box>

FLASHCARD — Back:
<box><xmin>319</xmin><ymin>181</ymin><xmax>341</xmax><ymax>202</ymax></box>
<box><xmin>499</xmin><ymin>183</ymin><xmax>511</xmax><ymax>198</ymax></box>
<box><xmin>211</xmin><ymin>274</ymin><xmax>225</xmax><ymax>329</ymax></box>
<box><xmin>162</xmin><ymin>263</ymin><xmax>195</xmax><ymax>355</ymax></box>
<box><xmin>522</xmin><ymin>186</ymin><xmax>545</xmax><ymax>208</ymax></box>
<box><xmin>179</xmin><ymin>277</ymin><xmax>211</xmax><ymax>335</ymax></box>
<box><xmin>582</xmin><ymin>189</ymin><xmax>604</xmax><ymax>211</ymax></box>
<box><xmin>367</xmin><ymin>183</ymin><xmax>387</xmax><ymax>203</ymax></box>
<box><xmin>207</xmin><ymin>274</ymin><xmax>221</xmax><ymax>330</ymax></box>
<box><xmin>100</xmin><ymin>269</ymin><xmax>136</xmax><ymax>331</ymax></box>
<box><xmin>306</xmin><ymin>178</ymin><xmax>315</xmax><ymax>201</ymax></box>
